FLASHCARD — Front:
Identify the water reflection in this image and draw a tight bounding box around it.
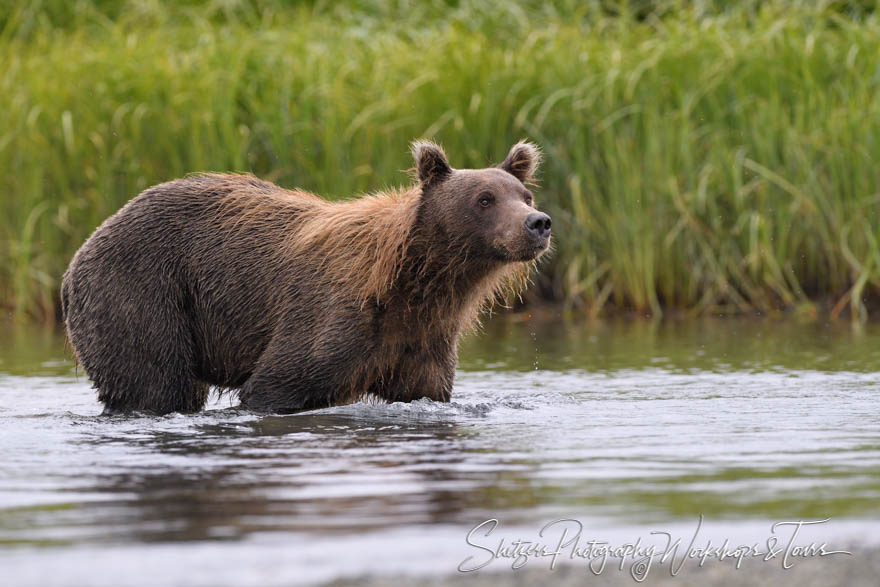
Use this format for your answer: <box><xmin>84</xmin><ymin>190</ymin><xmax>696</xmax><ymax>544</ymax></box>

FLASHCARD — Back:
<box><xmin>2</xmin><ymin>409</ymin><xmax>508</xmax><ymax>544</ymax></box>
<box><xmin>462</xmin><ymin>314</ymin><xmax>880</xmax><ymax>372</ymax></box>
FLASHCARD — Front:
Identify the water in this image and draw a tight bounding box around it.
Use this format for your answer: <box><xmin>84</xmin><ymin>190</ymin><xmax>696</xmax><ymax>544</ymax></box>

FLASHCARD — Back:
<box><xmin>1</xmin><ymin>316</ymin><xmax>879</xmax><ymax>585</ymax></box>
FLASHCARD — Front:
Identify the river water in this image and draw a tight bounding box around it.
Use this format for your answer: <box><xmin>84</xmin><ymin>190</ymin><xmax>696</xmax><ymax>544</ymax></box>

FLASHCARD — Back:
<box><xmin>1</xmin><ymin>316</ymin><xmax>879</xmax><ymax>585</ymax></box>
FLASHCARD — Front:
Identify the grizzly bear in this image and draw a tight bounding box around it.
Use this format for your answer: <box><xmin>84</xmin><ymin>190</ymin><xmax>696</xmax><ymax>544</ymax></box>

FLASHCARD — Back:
<box><xmin>61</xmin><ymin>141</ymin><xmax>551</xmax><ymax>414</ymax></box>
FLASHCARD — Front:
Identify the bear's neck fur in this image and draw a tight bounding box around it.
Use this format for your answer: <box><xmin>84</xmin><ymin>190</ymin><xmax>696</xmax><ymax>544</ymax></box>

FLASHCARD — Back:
<box><xmin>390</xmin><ymin>213</ymin><xmax>517</xmax><ymax>335</ymax></box>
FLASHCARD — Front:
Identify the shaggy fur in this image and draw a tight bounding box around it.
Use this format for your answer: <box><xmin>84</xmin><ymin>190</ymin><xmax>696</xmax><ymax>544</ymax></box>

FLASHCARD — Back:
<box><xmin>61</xmin><ymin>141</ymin><xmax>551</xmax><ymax>414</ymax></box>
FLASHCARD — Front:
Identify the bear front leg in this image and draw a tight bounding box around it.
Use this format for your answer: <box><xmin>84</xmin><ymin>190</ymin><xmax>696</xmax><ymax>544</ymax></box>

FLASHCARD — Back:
<box><xmin>374</xmin><ymin>343</ymin><xmax>457</xmax><ymax>403</ymax></box>
<box><xmin>238</xmin><ymin>316</ymin><xmax>374</xmax><ymax>413</ymax></box>
<box><xmin>238</xmin><ymin>366</ymin><xmax>336</xmax><ymax>413</ymax></box>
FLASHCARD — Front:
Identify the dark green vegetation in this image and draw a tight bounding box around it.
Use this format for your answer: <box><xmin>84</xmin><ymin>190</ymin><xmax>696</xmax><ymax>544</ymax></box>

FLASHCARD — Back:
<box><xmin>2</xmin><ymin>0</ymin><xmax>879</xmax><ymax>321</ymax></box>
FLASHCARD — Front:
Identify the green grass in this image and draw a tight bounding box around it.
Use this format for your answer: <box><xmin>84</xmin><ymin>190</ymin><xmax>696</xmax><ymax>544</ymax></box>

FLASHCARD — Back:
<box><xmin>2</xmin><ymin>0</ymin><xmax>880</xmax><ymax>321</ymax></box>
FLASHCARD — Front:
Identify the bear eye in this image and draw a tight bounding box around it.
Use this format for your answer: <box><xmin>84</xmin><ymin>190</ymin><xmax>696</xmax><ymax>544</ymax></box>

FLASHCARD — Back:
<box><xmin>524</xmin><ymin>193</ymin><xmax>534</xmax><ymax>206</ymax></box>
<box><xmin>478</xmin><ymin>193</ymin><xmax>494</xmax><ymax>208</ymax></box>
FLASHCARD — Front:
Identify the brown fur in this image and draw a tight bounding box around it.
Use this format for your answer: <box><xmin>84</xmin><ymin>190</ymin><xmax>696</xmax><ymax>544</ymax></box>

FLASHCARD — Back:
<box><xmin>61</xmin><ymin>141</ymin><xmax>551</xmax><ymax>414</ymax></box>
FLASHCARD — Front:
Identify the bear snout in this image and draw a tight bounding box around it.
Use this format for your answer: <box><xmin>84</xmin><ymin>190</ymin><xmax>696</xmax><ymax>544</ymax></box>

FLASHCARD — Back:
<box><xmin>524</xmin><ymin>212</ymin><xmax>552</xmax><ymax>242</ymax></box>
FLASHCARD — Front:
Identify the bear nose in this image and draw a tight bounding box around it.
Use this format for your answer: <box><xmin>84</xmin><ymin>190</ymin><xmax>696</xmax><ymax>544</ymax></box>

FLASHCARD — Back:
<box><xmin>524</xmin><ymin>212</ymin><xmax>552</xmax><ymax>239</ymax></box>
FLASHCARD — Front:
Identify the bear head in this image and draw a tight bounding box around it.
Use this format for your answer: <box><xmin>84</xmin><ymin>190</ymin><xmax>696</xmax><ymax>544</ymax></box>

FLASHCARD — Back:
<box><xmin>411</xmin><ymin>140</ymin><xmax>551</xmax><ymax>263</ymax></box>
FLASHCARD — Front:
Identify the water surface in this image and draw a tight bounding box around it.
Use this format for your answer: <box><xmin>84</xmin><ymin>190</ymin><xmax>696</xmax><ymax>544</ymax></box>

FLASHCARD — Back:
<box><xmin>1</xmin><ymin>316</ymin><xmax>879</xmax><ymax>585</ymax></box>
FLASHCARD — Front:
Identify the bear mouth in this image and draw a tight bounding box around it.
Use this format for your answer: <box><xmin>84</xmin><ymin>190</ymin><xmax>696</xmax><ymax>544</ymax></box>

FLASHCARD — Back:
<box><xmin>491</xmin><ymin>235</ymin><xmax>551</xmax><ymax>263</ymax></box>
<box><xmin>508</xmin><ymin>238</ymin><xmax>551</xmax><ymax>262</ymax></box>
<box><xmin>529</xmin><ymin>241</ymin><xmax>551</xmax><ymax>259</ymax></box>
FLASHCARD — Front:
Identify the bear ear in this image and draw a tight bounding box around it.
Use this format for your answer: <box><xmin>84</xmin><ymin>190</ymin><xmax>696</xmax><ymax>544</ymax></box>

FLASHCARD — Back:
<box><xmin>411</xmin><ymin>140</ymin><xmax>452</xmax><ymax>185</ymax></box>
<box><xmin>499</xmin><ymin>141</ymin><xmax>542</xmax><ymax>185</ymax></box>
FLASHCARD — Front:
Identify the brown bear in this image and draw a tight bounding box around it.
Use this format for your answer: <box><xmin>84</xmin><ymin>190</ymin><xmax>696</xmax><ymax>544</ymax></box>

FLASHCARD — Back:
<box><xmin>61</xmin><ymin>141</ymin><xmax>551</xmax><ymax>414</ymax></box>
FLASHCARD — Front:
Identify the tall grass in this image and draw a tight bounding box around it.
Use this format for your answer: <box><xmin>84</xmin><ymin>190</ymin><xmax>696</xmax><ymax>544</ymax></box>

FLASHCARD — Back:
<box><xmin>2</xmin><ymin>0</ymin><xmax>879</xmax><ymax>321</ymax></box>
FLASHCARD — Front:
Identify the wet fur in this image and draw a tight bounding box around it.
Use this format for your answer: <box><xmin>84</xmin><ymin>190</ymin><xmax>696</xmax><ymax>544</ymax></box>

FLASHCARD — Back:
<box><xmin>62</xmin><ymin>142</ymin><xmax>546</xmax><ymax>414</ymax></box>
